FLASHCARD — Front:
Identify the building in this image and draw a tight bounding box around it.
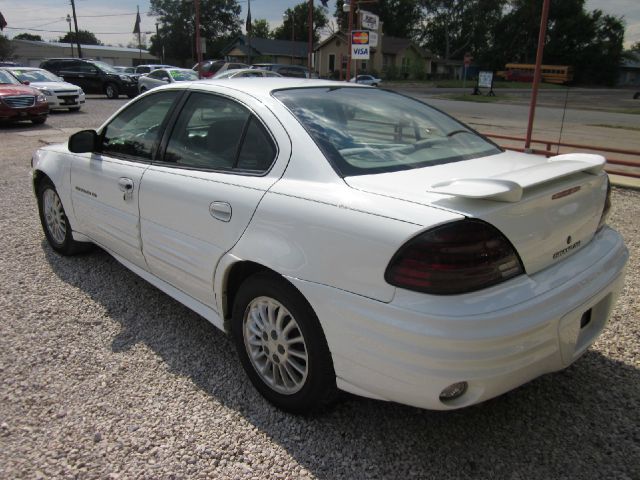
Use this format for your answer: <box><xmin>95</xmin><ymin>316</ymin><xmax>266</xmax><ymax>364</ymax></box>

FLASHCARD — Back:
<box><xmin>221</xmin><ymin>35</ymin><xmax>309</xmax><ymax>66</ymax></box>
<box><xmin>618</xmin><ymin>51</ymin><xmax>640</xmax><ymax>87</ymax></box>
<box><xmin>9</xmin><ymin>39</ymin><xmax>157</xmax><ymax>67</ymax></box>
<box><xmin>314</xmin><ymin>32</ymin><xmax>433</xmax><ymax>79</ymax></box>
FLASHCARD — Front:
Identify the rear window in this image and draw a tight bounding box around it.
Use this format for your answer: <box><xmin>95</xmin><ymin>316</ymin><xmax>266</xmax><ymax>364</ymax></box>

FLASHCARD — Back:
<box><xmin>273</xmin><ymin>87</ymin><xmax>501</xmax><ymax>177</ymax></box>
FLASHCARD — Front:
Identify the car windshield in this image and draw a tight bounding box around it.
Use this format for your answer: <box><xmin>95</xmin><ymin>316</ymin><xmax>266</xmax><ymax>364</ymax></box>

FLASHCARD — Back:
<box><xmin>273</xmin><ymin>87</ymin><xmax>501</xmax><ymax>176</ymax></box>
<box><xmin>9</xmin><ymin>68</ymin><xmax>60</xmax><ymax>83</ymax></box>
<box><xmin>92</xmin><ymin>61</ymin><xmax>119</xmax><ymax>74</ymax></box>
<box><xmin>0</xmin><ymin>70</ymin><xmax>20</xmax><ymax>85</ymax></box>
<box><xmin>169</xmin><ymin>69</ymin><xmax>199</xmax><ymax>81</ymax></box>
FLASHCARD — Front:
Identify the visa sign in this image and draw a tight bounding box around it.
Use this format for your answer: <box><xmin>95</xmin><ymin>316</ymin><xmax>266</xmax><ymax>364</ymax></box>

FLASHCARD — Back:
<box><xmin>351</xmin><ymin>45</ymin><xmax>370</xmax><ymax>59</ymax></box>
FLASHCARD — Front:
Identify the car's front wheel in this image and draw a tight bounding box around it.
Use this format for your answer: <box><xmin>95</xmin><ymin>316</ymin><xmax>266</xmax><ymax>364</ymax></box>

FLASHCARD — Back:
<box><xmin>37</xmin><ymin>179</ymin><xmax>91</xmax><ymax>255</ymax></box>
<box><xmin>232</xmin><ymin>272</ymin><xmax>337</xmax><ymax>413</ymax></box>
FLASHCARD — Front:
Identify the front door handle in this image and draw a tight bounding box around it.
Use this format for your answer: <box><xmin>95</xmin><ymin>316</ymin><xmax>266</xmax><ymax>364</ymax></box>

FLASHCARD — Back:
<box><xmin>118</xmin><ymin>177</ymin><xmax>134</xmax><ymax>200</ymax></box>
<box><xmin>209</xmin><ymin>202</ymin><xmax>232</xmax><ymax>222</ymax></box>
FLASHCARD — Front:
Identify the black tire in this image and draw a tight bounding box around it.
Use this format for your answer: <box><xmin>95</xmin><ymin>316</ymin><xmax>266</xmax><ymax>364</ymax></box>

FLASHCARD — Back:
<box><xmin>105</xmin><ymin>83</ymin><xmax>119</xmax><ymax>99</ymax></box>
<box><xmin>37</xmin><ymin>178</ymin><xmax>91</xmax><ymax>255</ymax></box>
<box><xmin>139</xmin><ymin>86</ymin><xmax>147</xmax><ymax>94</ymax></box>
<box><xmin>634</xmin><ymin>92</ymin><xmax>640</xmax><ymax>100</ymax></box>
<box><xmin>231</xmin><ymin>272</ymin><xmax>337</xmax><ymax>413</ymax></box>
<box><xmin>68</xmin><ymin>107</ymin><xmax>81</xmax><ymax>112</ymax></box>
<box><xmin>127</xmin><ymin>92</ymin><xmax>137</xmax><ymax>99</ymax></box>
<box><xmin>31</xmin><ymin>117</ymin><xmax>46</xmax><ymax>125</ymax></box>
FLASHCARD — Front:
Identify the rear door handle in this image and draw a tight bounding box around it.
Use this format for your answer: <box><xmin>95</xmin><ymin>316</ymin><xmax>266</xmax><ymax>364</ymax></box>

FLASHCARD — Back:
<box><xmin>209</xmin><ymin>202</ymin><xmax>232</xmax><ymax>222</ymax></box>
<box><xmin>118</xmin><ymin>177</ymin><xmax>134</xmax><ymax>200</ymax></box>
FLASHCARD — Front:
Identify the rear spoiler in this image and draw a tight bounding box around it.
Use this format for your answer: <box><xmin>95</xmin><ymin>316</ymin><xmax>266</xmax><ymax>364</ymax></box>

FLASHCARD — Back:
<box><xmin>428</xmin><ymin>154</ymin><xmax>605</xmax><ymax>202</ymax></box>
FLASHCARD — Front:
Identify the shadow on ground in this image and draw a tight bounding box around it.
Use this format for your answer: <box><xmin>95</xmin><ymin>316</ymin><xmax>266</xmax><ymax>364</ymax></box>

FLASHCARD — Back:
<box><xmin>44</xmin><ymin>243</ymin><xmax>639</xmax><ymax>479</ymax></box>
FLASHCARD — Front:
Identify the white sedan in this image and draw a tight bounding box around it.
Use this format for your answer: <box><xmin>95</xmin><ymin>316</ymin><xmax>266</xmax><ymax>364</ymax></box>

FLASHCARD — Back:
<box><xmin>32</xmin><ymin>79</ymin><xmax>628</xmax><ymax>413</ymax></box>
<box><xmin>4</xmin><ymin>67</ymin><xmax>85</xmax><ymax>111</ymax></box>
<box><xmin>214</xmin><ymin>68</ymin><xmax>282</xmax><ymax>79</ymax></box>
<box><xmin>350</xmin><ymin>74</ymin><xmax>382</xmax><ymax>86</ymax></box>
<box><xmin>137</xmin><ymin>68</ymin><xmax>199</xmax><ymax>93</ymax></box>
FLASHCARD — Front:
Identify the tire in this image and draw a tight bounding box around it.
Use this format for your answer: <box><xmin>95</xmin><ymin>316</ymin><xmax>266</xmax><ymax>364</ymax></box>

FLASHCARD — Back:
<box><xmin>69</xmin><ymin>107</ymin><xmax>81</xmax><ymax>112</ymax></box>
<box><xmin>232</xmin><ymin>272</ymin><xmax>337</xmax><ymax>413</ymax></box>
<box><xmin>634</xmin><ymin>92</ymin><xmax>640</xmax><ymax>100</ymax></box>
<box><xmin>31</xmin><ymin>117</ymin><xmax>46</xmax><ymax>125</ymax></box>
<box><xmin>37</xmin><ymin>179</ymin><xmax>91</xmax><ymax>255</ymax></box>
<box><xmin>139</xmin><ymin>86</ymin><xmax>147</xmax><ymax>94</ymax></box>
<box><xmin>104</xmin><ymin>83</ymin><xmax>119</xmax><ymax>99</ymax></box>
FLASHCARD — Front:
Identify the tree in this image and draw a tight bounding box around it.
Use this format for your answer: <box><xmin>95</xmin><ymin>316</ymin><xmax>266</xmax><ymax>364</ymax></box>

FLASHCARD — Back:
<box><xmin>631</xmin><ymin>41</ymin><xmax>640</xmax><ymax>52</ymax></box>
<box><xmin>14</xmin><ymin>33</ymin><xmax>43</xmax><ymax>41</ymax></box>
<box><xmin>420</xmin><ymin>0</ymin><xmax>506</xmax><ymax>62</ymax></box>
<box><xmin>251</xmin><ymin>19</ymin><xmax>271</xmax><ymax>39</ymax></box>
<box><xmin>149</xmin><ymin>0</ymin><xmax>241</xmax><ymax>66</ymax></box>
<box><xmin>59</xmin><ymin>30</ymin><xmax>102</xmax><ymax>45</ymax></box>
<box><xmin>127</xmin><ymin>33</ymin><xmax>148</xmax><ymax>49</ymax></box>
<box><xmin>0</xmin><ymin>34</ymin><xmax>14</xmax><ymax>60</ymax></box>
<box><xmin>335</xmin><ymin>0</ymin><xmax>422</xmax><ymax>38</ymax></box>
<box><xmin>273</xmin><ymin>2</ymin><xmax>328</xmax><ymax>43</ymax></box>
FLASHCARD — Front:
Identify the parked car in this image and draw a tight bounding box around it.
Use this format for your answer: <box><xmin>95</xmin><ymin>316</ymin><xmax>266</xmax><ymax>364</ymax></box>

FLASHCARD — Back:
<box><xmin>40</xmin><ymin>58</ymin><xmax>137</xmax><ymax>99</ymax></box>
<box><xmin>114</xmin><ymin>66</ymin><xmax>136</xmax><ymax>74</ymax></box>
<box><xmin>0</xmin><ymin>61</ymin><xmax>22</xmax><ymax>67</ymax></box>
<box><xmin>251</xmin><ymin>63</ymin><xmax>317</xmax><ymax>78</ymax></box>
<box><xmin>137</xmin><ymin>68</ymin><xmax>199</xmax><ymax>93</ymax></box>
<box><xmin>0</xmin><ymin>69</ymin><xmax>48</xmax><ymax>124</ymax></box>
<box><xmin>192</xmin><ymin>60</ymin><xmax>249</xmax><ymax>78</ymax></box>
<box><xmin>3</xmin><ymin>67</ymin><xmax>85</xmax><ymax>112</ymax></box>
<box><xmin>350</xmin><ymin>74</ymin><xmax>382</xmax><ymax>86</ymax></box>
<box><xmin>214</xmin><ymin>68</ymin><xmax>282</xmax><ymax>79</ymax></box>
<box><xmin>32</xmin><ymin>79</ymin><xmax>628</xmax><ymax>413</ymax></box>
<box><xmin>134</xmin><ymin>64</ymin><xmax>174</xmax><ymax>75</ymax></box>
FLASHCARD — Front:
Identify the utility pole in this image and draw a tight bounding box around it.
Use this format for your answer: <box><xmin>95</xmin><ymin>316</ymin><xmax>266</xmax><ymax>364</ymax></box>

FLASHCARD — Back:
<box><xmin>308</xmin><ymin>0</ymin><xmax>313</xmax><ymax>72</ymax></box>
<box><xmin>70</xmin><ymin>0</ymin><xmax>82</xmax><ymax>58</ymax></box>
<box><xmin>194</xmin><ymin>0</ymin><xmax>202</xmax><ymax>78</ymax></box>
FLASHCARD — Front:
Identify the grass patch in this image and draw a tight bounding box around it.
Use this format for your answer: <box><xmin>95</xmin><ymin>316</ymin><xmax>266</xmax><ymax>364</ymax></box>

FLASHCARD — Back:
<box><xmin>437</xmin><ymin>94</ymin><xmax>505</xmax><ymax>103</ymax></box>
<box><xmin>433</xmin><ymin>79</ymin><xmax>565</xmax><ymax>89</ymax></box>
<box><xmin>588</xmin><ymin>124</ymin><xmax>640</xmax><ymax>131</ymax></box>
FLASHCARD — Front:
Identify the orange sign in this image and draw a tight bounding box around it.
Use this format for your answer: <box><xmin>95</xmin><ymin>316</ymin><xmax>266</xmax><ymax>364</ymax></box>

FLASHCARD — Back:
<box><xmin>351</xmin><ymin>30</ymin><xmax>369</xmax><ymax>45</ymax></box>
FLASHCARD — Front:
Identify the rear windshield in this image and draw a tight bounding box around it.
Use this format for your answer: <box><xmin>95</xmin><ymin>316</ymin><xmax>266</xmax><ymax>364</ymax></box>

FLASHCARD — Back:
<box><xmin>273</xmin><ymin>87</ymin><xmax>501</xmax><ymax>176</ymax></box>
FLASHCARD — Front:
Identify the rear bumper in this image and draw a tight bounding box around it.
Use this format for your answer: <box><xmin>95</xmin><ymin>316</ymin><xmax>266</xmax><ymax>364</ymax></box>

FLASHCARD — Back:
<box><xmin>291</xmin><ymin>227</ymin><xmax>628</xmax><ymax>410</ymax></box>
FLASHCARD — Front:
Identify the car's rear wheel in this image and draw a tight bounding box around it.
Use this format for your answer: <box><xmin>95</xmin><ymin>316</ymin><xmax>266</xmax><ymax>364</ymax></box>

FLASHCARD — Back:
<box><xmin>69</xmin><ymin>107</ymin><xmax>81</xmax><ymax>112</ymax></box>
<box><xmin>32</xmin><ymin>117</ymin><xmax>46</xmax><ymax>125</ymax></box>
<box><xmin>232</xmin><ymin>272</ymin><xmax>336</xmax><ymax>413</ymax></box>
<box><xmin>105</xmin><ymin>83</ymin><xmax>119</xmax><ymax>99</ymax></box>
<box><xmin>37</xmin><ymin>179</ymin><xmax>91</xmax><ymax>255</ymax></box>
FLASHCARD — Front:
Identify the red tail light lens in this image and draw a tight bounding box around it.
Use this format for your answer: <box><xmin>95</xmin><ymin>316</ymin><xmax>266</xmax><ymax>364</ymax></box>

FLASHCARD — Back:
<box><xmin>385</xmin><ymin>219</ymin><xmax>524</xmax><ymax>295</ymax></box>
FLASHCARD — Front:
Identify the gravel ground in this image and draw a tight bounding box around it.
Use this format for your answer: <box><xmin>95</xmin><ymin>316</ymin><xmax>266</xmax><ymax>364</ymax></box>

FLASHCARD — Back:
<box><xmin>0</xmin><ymin>119</ymin><xmax>638</xmax><ymax>479</ymax></box>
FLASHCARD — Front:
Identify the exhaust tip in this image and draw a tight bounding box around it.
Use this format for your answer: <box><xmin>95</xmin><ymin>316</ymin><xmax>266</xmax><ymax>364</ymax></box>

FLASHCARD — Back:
<box><xmin>439</xmin><ymin>382</ymin><xmax>468</xmax><ymax>402</ymax></box>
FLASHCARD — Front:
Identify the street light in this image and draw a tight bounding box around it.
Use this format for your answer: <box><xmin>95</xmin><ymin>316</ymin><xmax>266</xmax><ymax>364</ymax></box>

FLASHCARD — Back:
<box><xmin>283</xmin><ymin>12</ymin><xmax>294</xmax><ymax>64</ymax></box>
<box><xmin>66</xmin><ymin>14</ymin><xmax>74</xmax><ymax>57</ymax></box>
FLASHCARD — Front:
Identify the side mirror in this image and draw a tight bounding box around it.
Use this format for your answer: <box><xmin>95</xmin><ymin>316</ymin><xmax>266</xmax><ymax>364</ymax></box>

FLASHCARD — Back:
<box><xmin>21</xmin><ymin>80</ymin><xmax>30</xmax><ymax>85</ymax></box>
<box><xmin>58</xmin><ymin>76</ymin><xmax>64</xmax><ymax>82</ymax></box>
<box><xmin>69</xmin><ymin>130</ymin><xmax>99</xmax><ymax>153</ymax></box>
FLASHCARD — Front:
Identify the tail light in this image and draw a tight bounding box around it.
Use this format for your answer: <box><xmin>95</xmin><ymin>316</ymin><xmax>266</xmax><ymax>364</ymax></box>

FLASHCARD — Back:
<box><xmin>385</xmin><ymin>219</ymin><xmax>524</xmax><ymax>295</ymax></box>
<box><xmin>596</xmin><ymin>176</ymin><xmax>611</xmax><ymax>232</ymax></box>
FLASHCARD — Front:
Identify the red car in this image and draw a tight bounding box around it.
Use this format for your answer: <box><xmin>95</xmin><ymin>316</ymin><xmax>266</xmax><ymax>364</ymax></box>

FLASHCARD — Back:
<box><xmin>0</xmin><ymin>69</ymin><xmax>49</xmax><ymax>125</ymax></box>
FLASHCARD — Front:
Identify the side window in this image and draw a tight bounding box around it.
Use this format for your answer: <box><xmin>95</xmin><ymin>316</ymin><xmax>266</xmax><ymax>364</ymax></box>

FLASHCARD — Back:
<box><xmin>163</xmin><ymin>92</ymin><xmax>276</xmax><ymax>173</ymax></box>
<box><xmin>148</xmin><ymin>70</ymin><xmax>165</xmax><ymax>80</ymax></box>
<box><xmin>101</xmin><ymin>91</ymin><xmax>178</xmax><ymax>160</ymax></box>
<box><xmin>236</xmin><ymin>117</ymin><xmax>276</xmax><ymax>172</ymax></box>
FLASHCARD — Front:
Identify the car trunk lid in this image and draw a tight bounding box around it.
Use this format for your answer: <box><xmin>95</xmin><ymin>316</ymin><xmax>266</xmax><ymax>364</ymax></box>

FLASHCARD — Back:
<box><xmin>344</xmin><ymin>151</ymin><xmax>609</xmax><ymax>275</ymax></box>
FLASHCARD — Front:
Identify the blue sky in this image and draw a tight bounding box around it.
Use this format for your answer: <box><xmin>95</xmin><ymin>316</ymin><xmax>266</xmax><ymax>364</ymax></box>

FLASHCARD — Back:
<box><xmin>1</xmin><ymin>0</ymin><xmax>638</xmax><ymax>48</ymax></box>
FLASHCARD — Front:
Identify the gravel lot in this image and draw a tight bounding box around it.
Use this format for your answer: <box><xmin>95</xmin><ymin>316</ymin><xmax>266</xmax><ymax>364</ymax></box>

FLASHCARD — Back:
<box><xmin>0</xmin><ymin>98</ymin><xmax>638</xmax><ymax>479</ymax></box>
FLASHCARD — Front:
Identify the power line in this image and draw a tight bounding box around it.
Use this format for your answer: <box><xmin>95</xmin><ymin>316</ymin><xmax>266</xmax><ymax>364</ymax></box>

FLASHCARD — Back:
<box><xmin>5</xmin><ymin>26</ymin><xmax>153</xmax><ymax>35</ymax></box>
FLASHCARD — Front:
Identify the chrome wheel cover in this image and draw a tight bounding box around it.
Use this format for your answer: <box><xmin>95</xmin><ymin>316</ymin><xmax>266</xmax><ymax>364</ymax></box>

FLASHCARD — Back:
<box><xmin>42</xmin><ymin>188</ymin><xmax>67</xmax><ymax>245</ymax></box>
<box><xmin>243</xmin><ymin>296</ymin><xmax>309</xmax><ymax>395</ymax></box>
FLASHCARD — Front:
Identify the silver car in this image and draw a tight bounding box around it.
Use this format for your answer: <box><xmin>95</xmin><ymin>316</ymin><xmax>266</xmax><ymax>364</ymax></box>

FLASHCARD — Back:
<box><xmin>137</xmin><ymin>68</ymin><xmax>199</xmax><ymax>93</ymax></box>
<box><xmin>3</xmin><ymin>67</ymin><xmax>86</xmax><ymax>111</ymax></box>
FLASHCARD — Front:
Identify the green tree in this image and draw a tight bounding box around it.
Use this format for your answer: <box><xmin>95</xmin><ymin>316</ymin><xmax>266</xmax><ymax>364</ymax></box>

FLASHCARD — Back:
<box><xmin>14</xmin><ymin>33</ymin><xmax>43</xmax><ymax>41</ymax></box>
<box><xmin>273</xmin><ymin>2</ymin><xmax>328</xmax><ymax>43</ymax></box>
<box><xmin>251</xmin><ymin>19</ymin><xmax>272</xmax><ymax>39</ymax></box>
<box><xmin>149</xmin><ymin>0</ymin><xmax>241</xmax><ymax>66</ymax></box>
<box><xmin>420</xmin><ymin>0</ymin><xmax>506</xmax><ymax>62</ymax></box>
<box><xmin>336</xmin><ymin>0</ymin><xmax>422</xmax><ymax>38</ymax></box>
<box><xmin>630</xmin><ymin>41</ymin><xmax>640</xmax><ymax>51</ymax></box>
<box><xmin>0</xmin><ymin>34</ymin><xmax>15</xmax><ymax>60</ymax></box>
<box><xmin>59</xmin><ymin>30</ymin><xmax>102</xmax><ymax>45</ymax></box>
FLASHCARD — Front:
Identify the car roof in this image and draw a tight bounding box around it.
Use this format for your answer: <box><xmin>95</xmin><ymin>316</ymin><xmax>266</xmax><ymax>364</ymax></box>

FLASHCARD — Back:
<box><xmin>165</xmin><ymin>78</ymin><xmax>365</xmax><ymax>97</ymax></box>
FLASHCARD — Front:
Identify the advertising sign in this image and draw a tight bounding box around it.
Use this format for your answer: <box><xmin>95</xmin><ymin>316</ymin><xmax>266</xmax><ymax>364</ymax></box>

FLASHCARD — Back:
<box><xmin>352</xmin><ymin>45</ymin><xmax>370</xmax><ymax>59</ymax></box>
<box><xmin>369</xmin><ymin>32</ymin><xmax>378</xmax><ymax>48</ymax></box>
<box><xmin>478</xmin><ymin>71</ymin><xmax>494</xmax><ymax>88</ymax></box>
<box><xmin>351</xmin><ymin>30</ymin><xmax>369</xmax><ymax>45</ymax></box>
<box><xmin>361</xmin><ymin>11</ymin><xmax>379</xmax><ymax>31</ymax></box>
